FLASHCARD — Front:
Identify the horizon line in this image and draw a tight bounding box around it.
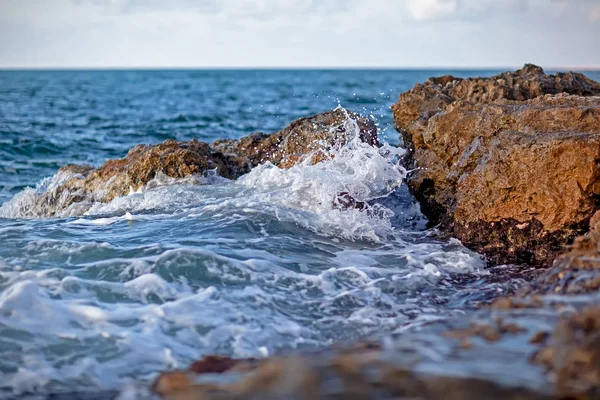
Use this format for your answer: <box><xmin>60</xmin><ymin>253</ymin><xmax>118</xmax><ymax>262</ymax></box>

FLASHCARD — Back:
<box><xmin>1</xmin><ymin>65</ymin><xmax>600</xmax><ymax>72</ymax></box>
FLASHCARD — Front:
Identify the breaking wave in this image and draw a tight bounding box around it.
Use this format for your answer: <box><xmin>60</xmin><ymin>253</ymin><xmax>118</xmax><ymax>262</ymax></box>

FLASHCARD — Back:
<box><xmin>0</xmin><ymin>108</ymin><xmax>500</xmax><ymax>396</ymax></box>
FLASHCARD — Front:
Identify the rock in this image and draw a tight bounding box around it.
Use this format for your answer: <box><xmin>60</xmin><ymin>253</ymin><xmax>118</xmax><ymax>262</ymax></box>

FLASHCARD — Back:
<box><xmin>392</xmin><ymin>64</ymin><xmax>600</xmax><ymax>266</ymax></box>
<box><xmin>62</xmin><ymin>139</ymin><xmax>250</xmax><ymax>203</ymax></box>
<box><xmin>212</xmin><ymin>108</ymin><xmax>378</xmax><ymax>169</ymax></box>
<box><xmin>525</xmin><ymin>228</ymin><xmax>600</xmax><ymax>297</ymax></box>
<box><xmin>489</xmin><ymin>217</ymin><xmax>600</xmax><ymax>397</ymax></box>
<box><xmin>493</xmin><ymin>216</ymin><xmax>600</xmax><ymax>305</ymax></box>
<box><xmin>532</xmin><ymin>307</ymin><xmax>600</xmax><ymax>398</ymax></box>
<box><xmin>188</xmin><ymin>355</ymin><xmax>256</xmax><ymax>375</ymax></box>
<box><xmin>12</xmin><ymin>109</ymin><xmax>376</xmax><ymax>217</ymax></box>
<box><xmin>152</xmin><ymin>348</ymin><xmax>555</xmax><ymax>400</ymax></box>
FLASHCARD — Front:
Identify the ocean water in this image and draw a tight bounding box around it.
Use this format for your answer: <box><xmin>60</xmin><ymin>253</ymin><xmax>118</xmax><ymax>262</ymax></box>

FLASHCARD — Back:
<box><xmin>1</xmin><ymin>69</ymin><xmax>598</xmax><ymax>397</ymax></box>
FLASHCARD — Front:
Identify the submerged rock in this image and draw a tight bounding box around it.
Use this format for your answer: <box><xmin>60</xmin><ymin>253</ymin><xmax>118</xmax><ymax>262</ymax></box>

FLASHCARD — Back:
<box><xmin>6</xmin><ymin>109</ymin><xmax>376</xmax><ymax>217</ymax></box>
<box><xmin>152</xmin><ymin>349</ymin><xmax>556</xmax><ymax>400</ymax></box>
<box><xmin>392</xmin><ymin>64</ymin><xmax>600</xmax><ymax>266</ymax></box>
<box><xmin>152</xmin><ymin>253</ymin><xmax>600</xmax><ymax>400</ymax></box>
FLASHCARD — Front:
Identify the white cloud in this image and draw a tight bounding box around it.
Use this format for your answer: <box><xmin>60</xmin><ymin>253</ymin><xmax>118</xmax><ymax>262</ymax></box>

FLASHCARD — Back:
<box><xmin>405</xmin><ymin>0</ymin><xmax>458</xmax><ymax>20</ymax></box>
<box><xmin>0</xmin><ymin>0</ymin><xmax>598</xmax><ymax>67</ymax></box>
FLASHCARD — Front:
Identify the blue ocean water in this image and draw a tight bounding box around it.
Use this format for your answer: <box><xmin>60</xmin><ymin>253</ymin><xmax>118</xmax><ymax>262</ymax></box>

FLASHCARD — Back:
<box><xmin>0</xmin><ymin>69</ymin><xmax>597</xmax><ymax>396</ymax></box>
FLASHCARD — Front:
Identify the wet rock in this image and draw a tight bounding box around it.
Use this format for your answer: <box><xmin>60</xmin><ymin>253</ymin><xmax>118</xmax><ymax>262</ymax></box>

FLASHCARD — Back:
<box><xmin>63</xmin><ymin>139</ymin><xmax>249</xmax><ymax>203</ymax></box>
<box><xmin>13</xmin><ymin>109</ymin><xmax>376</xmax><ymax>217</ymax></box>
<box><xmin>392</xmin><ymin>64</ymin><xmax>600</xmax><ymax>266</ymax></box>
<box><xmin>188</xmin><ymin>355</ymin><xmax>256</xmax><ymax>375</ymax></box>
<box><xmin>443</xmin><ymin>317</ymin><xmax>526</xmax><ymax>343</ymax></box>
<box><xmin>333</xmin><ymin>191</ymin><xmax>368</xmax><ymax>211</ymax></box>
<box><xmin>532</xmin><ymin>307</ymin><xmax>600</xmax><ymax>399</ymax></box>
<box><xmin>493</xmin><ymin>217</ymin><xmax>600</xmax><ymax>305</ymax></box>
<box><xmin>488</xmin><ymin>219</ymin><xmax>600</xmax><ymax>397</ymax></box>
<box><xmin>152</xmin><ymin>348</ymin><xmax>556</xmax><ymax>400</ymax></box>
<box><xmin>211</xmin><ymin>108</ymin><xmax>378</xmax><ymax>169</ymax></box>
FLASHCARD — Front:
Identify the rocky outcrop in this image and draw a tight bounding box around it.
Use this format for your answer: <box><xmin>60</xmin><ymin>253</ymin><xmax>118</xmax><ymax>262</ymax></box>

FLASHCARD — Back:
<box><xmin>59</xmin><ymin>139</ymin><xmax>251</xmax><ymax>204</ymax></box>
<box><xmin>12</xmin><ymin>109</ymin><xmax>376</xmax><ymax>217</ymax></box>
<box><xmin>143</xmin><ymin>66</ymin><xmax>600</xmax><ymax>400</ymax></box>
<box><xmin>212</xmin><ymin>108</ymin><xmax>378</xmax><ymax>169</ymax></box>
<box><xmin>392</xmin><ymin>64</ymin><xmax>600</xmax><ymax>266</ymax></box>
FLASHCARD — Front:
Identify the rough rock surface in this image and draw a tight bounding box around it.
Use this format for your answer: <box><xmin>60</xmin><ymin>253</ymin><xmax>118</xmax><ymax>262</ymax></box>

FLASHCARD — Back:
<box><xmin>15</xmin><ymin>109</ymin><xmax>376</xmax><ymax>217</ymax></box>
<box><xmin>493</xmin><ymin>220</ymin><xmax>600</xmax><ymax>303</ymax></box>
<box><xmin>392</xmin><ymin>64</ymin><xmax>600</xmax><ymax>266</ymax></box>
<box><xmin>212</xmin><ymin>107</ymin><xmax>378</xmax><ymax>169</ymax></box>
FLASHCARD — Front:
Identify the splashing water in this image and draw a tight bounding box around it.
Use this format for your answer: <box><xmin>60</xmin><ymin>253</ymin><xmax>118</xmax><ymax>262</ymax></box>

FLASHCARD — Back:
<box><xmin>0</xmin><ymin>70</ymin><xmax>541</xmax><ymax>397</ymax></box>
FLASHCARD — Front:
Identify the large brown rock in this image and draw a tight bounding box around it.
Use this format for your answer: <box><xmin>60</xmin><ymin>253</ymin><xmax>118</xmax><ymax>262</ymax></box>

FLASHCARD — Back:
<box><xmin>392</xmin><ymin>65</ymin><xmax>600</xmax><ymax>266</ymax></box>
<box><xmin>11</xmin><ymin>109</ymin><xmax>376</xmax><ymax>217</ymax></box>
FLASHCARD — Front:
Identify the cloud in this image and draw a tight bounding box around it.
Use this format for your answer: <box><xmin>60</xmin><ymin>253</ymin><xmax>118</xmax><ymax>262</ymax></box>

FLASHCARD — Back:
<box><xmin>75</xmin><ymin>0</ymin><xmax>354</xmax><ymax>20</ymax></box>
<box><xmin>75</xmin><ymin>0</ymin><xmax>222</xmax><ymax>14</ymax></box>
<box><xmin>551</xmin><ymin>0</ymin><xmax>600</xmax><ymax>21</ymax></box>
<box><xmin>403</xmin><ymin>0</ymin><xmax>530</xmax><ymax>21</ymax></box>
<box><xmin>405</xmin><ymin>0</ymin><xmax>458</xmax><ymax>20</ymax></box>
<box><xmin>0</xmin><ymin>0</ymin><xmax>598</xmax><ymax>67</ymax></box>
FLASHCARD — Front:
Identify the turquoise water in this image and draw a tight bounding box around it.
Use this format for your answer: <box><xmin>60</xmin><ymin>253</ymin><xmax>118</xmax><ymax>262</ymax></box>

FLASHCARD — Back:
<box><xmin>1</xmin><ymin>69</ymin><xmax>597</xmax><ymax>397</ymax></box>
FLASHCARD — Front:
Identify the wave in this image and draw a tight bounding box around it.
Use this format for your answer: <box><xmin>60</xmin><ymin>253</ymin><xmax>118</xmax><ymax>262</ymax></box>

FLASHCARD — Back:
<box><xmin>0</xmin><ymin>240</ymin><xmax>489</xmax><ymax>395</ymax></box>
<box><xmin>0</xmin><ymin>110</ymin><xmax>406</xmax><ymax>242</ymax></box>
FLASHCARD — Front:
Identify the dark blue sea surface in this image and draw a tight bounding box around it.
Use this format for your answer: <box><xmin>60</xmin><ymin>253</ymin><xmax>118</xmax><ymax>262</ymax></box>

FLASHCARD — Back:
<box><xmin>0</xmin><ymin>69</ymin><xmax>598</xmax><ymax>396</ymax></box>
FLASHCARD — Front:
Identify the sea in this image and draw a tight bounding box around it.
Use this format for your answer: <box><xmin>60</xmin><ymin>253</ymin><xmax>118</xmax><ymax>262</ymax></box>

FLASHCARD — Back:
<box><xmin>1</xmin><ymin>69</ymin><xmax>598</xmax><ymax>397</ymax></box>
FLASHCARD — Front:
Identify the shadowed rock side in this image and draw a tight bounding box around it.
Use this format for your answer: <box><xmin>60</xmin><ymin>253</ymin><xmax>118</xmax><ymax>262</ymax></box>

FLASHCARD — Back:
<box><xmin>493</xmin><ymin>218</ymin><xmax>600</xmax><ymax>303</ymax></box>
<box><xmin>13</xmin><ymin>109</ymin><xmax>377</xmax><ymax>217</ymax></box>
<box><xmin>392</xmin><ymin>64</ymin><xmax>600</xmax><ymax>266</ymax></box>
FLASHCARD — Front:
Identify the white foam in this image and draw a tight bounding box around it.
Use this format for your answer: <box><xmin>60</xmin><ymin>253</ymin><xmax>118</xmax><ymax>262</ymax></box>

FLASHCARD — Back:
<box><xmin>70</xmin><ymin>212</ymin><xmax>137</xmax><ymax>226</ymax></box>
<box><xmin>0</xmin><ymin>108</ymin><xmax>407</xmax><ymax>243</ymax></box>
<box><xmin>0</xmin><ymin>234</ymin><xmax>492</xmax><ymax>396</ymax></box>
<box><xmin>0</xmin><ymin>109</ymin><xmax>496</xmax><ymax>396</ymax></box>
<box><xmin>0</xmin><ymin>169</ymin><xmax>91</xmax><ymax>218</ymax></box>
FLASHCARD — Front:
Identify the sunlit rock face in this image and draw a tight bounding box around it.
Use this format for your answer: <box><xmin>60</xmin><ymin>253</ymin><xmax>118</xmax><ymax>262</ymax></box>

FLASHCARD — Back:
<box><xmin>8</xmin><ymin>108</ymin><xmax>377</xmax><ymax>218</ymax></box>
<box><xmin>212</xmin><ymin>107</ymin><xmax>379</xmax><ymax>169</ymax></box>
<box><xmin>392</xmin><ymin>64</ymin><xmax>600</xmax><ymax>266</ymax></box>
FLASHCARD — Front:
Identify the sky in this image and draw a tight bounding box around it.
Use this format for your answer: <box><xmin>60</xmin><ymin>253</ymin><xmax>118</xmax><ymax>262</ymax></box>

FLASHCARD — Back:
<box><xmin>0</xmin><ymin>0</ymin><xmax>599</xmax><ymax>68</ymax></box>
